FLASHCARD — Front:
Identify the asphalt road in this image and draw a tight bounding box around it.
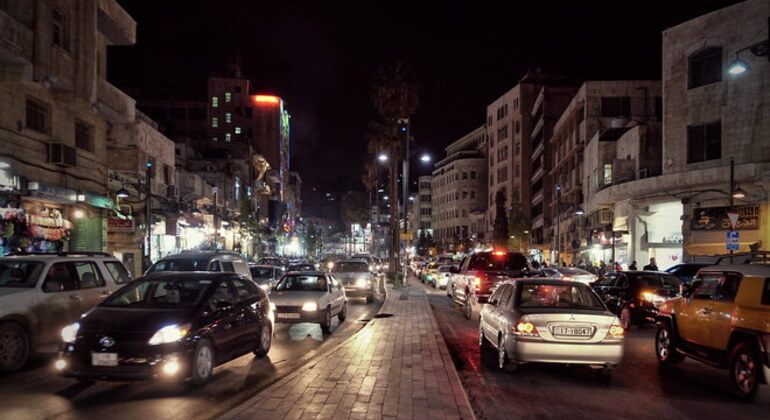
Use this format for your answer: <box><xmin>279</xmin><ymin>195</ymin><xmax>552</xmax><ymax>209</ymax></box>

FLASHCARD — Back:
<box><xmin>0</xmin><ymin>290</ymin><xmax>383</xmax><ymax>420</ymax></box>
<box><xmin>423</xmin><ymin>282</ymin><xmax>770</xmax><ymax>420</ymax></box>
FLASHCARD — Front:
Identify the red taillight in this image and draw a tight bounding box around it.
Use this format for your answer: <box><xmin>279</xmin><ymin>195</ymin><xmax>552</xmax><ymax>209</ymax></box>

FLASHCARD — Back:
<box><xmin>514</xmin><ymin>321</ymin><xmax>539</xmax><ymax>336</ymax></box>
<box><xmin>472</xmin><ymin>277</ymin><xmax>482</xmax><ymax>289</ymax></box>
<box><xmin>493</xmin><ymin>251</ymin><xmax>506</xmax><ymax>256</ymax></box>
<box><xmin>606</xmin><ymin>323</ymin><xmax>624</xmax><ymax>338</ymax></box>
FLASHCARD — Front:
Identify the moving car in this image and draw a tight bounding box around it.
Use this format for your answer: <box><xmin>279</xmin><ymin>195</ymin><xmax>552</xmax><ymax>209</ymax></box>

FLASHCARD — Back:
<box><xmin>258</xmin><ymin>256</ymin><xmax>287</xmax><ymax>268</ymax></box>
<box><xmin>0</xmin><ymin>252</ymin><xmax>133</xmax><ymax>372</ymax></box>
<box><xmin>147</xmin><ymin>250</ymin><xmax>252</xmax><ymax>280</ymax></box>
<box><xmin>421</xmin><ymin>262</ymin><xmax>440</xmax><ymax>285</ymax></box>
<box><xmin>539</xmin><ymin>267</ymin><xmax>598</xmax><ymax>285</ymax></box>
<box><xmin>269</xmin><ymin>272</ymin><xmax>347</xmax><ymax>332</ymax></box>
<box><xmin>664</xmin><ymin>263</ymin><xmax>711</xmax><ymax>283</ymax></box>
<box><xmin>656</xmin><ymin>260</ymin><xmax>770</xmax><ymax>400</ymax></box>
<box><xmin>434</xmin><ymin>265</ymin><xmax>455</xmax><ymax>289</ymax></box>
<box><xmin>592</xmin><ymin>271</ymin><xmax>682</xmax><ymax>329</ymax></box>
<box><xmin>249</xmin><ymin>264</ymin><xmax>285</xmax><ymax>291</ymax></box>
<box><xmin>332</xmin><ymin>259</ymin><xmax>376</xmax><ymax>303</ymax></box>
<box><xmin>55</xmin><ymin>272</ymin><xmax>273</xmax><ymax>385</ymax></box>
<box><xmin>287</xmin><ymin>263</ymin><xmax>317</xmax><ymax>272</ymax></box>
<box><xmin>479</xmin><ymin>279</ymin><xmax>624</xmax><ymax>375</ymax></box>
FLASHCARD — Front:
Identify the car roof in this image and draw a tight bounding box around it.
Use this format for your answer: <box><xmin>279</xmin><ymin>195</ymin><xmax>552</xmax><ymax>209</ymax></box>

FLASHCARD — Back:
<box><xmin>697</xmin><ymin>264</ymin><xmax>770</xmax><ymax>277</ymax></box>
<box><xmin>549</xmin><ymin>267</ymin><xmax>593</xmax><ymax>274</ymax></box>
<box><xmin>335</xmin><ymin>259</ymin><xmax>369</xmax><ymax>264</ymax></box>
<box><xmin>0</xmin><ymin>252</ymin><xmax>118</xmax><ymax>261</ymax></box>
<box><xmin>140</xmin><ymin>271</ymin><xmax>241</xmax><ymax>281</ymax></box>
<box><xmin>160</xmin><ymin>250</ymin><xmax>243</xmax><ymax>260</ymax></box>
<box><xmin>284</xmin><ymin>270</ymin><xmax>326</xmax><ymax>276</ymax></box>
<box><xmin>502</xmin><ymin>278</ymin><xmax>591</xmax><ymax>286</ymax></box>
<box><xmin>250</xmin><ymin>264</ymin><xmax>281</xmax><ymax>268</ymax></box>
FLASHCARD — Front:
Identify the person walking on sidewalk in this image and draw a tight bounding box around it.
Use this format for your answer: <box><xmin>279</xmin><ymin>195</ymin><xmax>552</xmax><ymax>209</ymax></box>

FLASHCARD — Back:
<box><xmin>643</xmin><ymin>257</ymin><xmax>658</xmax><ymax>271</ymax></box>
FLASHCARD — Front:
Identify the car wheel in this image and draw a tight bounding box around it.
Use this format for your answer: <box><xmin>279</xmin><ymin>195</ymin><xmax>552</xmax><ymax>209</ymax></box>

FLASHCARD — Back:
<box><xmin>730</xmin><ymin>342</ymin><xmax>761</xmax><ymax>401</ymax></box>
<box><xmin>320</xmin><ymin>308</ymin><xmax>332</xmax><ymax>332</ymax></box>
<box><xmin>478</xmin><ymin>320</ymin><xmax>489</xmax><ymax>349</ymax></box>
<box><xmin>655</xmin><ymin>322</ymin><xmax>684</xmax><ymax>365</ymax></box>
<box><xmin>497</xmin><ymin>336</ymin><xmax>516</xmax><ymax>371</ymax></box>
<box><xmin>253</xmin><ymin>322</ymin><xmax>272</xmax><ymax>358</ymax></box>
<box><xmin>619</xmin><ymin>306</ymin><xmax>632</xmax><ymax>330</ymax></box>
<box><xmin>365</xmin><ymin>293</ymin><xmax>373</xmax><ymax>304</ymax></box>
<box><xmin>191</xmin><ymin>339</ymin><xmax>214</xmax><ymax>386</ymax></box>
<box><xmin>338</xmin><ymin>303</ymin><xmax>347</xmax><ymax>322</ymax></box>
<box><xmin>0</xmin><ymin>322</ymin><xmax>29</xmax><ymax>372</ymax></box>
<box><xmin>464</xmin><ymin>294</ymin><xmax>473</xmax><ymax>320</ymax></box>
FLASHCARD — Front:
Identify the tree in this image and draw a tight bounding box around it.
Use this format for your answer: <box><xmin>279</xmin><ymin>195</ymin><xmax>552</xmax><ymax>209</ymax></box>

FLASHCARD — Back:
<box><xmin>492</xmin><ymin>190</ymin><xmax>509</xmax><ymax>249</ymax></box>
<box><xmin>507</xmin><ymin>189</ymin><xmax>530</xmax><ymax>252</ymax></box>
<box><xmin>306</xmin><ymin>220</ymin><xmax>320</xmax><ymax>257</ymax></box>
<box><xmin>340</xmin><ymin>191</ymin><xmax>370</xmax><ymax>229</ymax></box>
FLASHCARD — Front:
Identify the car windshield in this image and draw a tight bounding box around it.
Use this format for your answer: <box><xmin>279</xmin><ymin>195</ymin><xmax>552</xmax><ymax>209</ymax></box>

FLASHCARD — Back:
<box><xmin>593</xmin><ymin>275</ymin><xmax>616</xmax><ymax>287</ymax></box>
<box><xmin>102</xmin><ymin>278</ymin><xmax>211</xmax><ymax>308</ymax></box>
<box><xmin>275</xmin><ymin>275</ymin><xmax>328</xmax><ymax>292</ymax></box>
<box><xmin>666</xmin><ymin>265</ymin><xmax>704</xmax><ymax>277</ymax></box>
<box><xmin>0</xmin><ymin>261</ymin><xmax>43</xmax><ymax>288</ymax></box>
<box><xmin>147</xmin><ymin>259</ymin><xmax>210</xmax><ymax>273</ymax></box>
<box><xmin>518</xmin><ymin>283</ymin><xmax>605</xmax><ymax>310</ymax></box>
<box><xmin>250</xmin><ymin>266</ymin><xmax>274</xmax><ymax>278</ymax></box>
<box><xmin>333</xmin><ymin>262</ymin><xmax>369</xmax><ymax>273</ymax></box>
<box><xmin>468</xmin><ymin>253</ymin><xmax>528</xmax><ymax>271</ymax></box>
<box><xmin>289</xmin><ymin>264</ymin><xmax>315</xmax><ymax>271</ymax></box>
<box><xmin>439</xmin><ymin>266</ymin><xmax>453</xmax><ymax>272</ymax></box>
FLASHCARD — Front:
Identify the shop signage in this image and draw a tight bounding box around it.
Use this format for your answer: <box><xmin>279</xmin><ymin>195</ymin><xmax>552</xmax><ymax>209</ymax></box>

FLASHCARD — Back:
<box><xmin>726</xmin><ymin>231</ymin><xmax>740</xmax><ymax>251</ymax></box>
<box><xmin>83</xmin><ymin>192</ymin><xmax>115</xmax><ymax>209</ymax></box>
<box><xmin>107</xmin><ymin>218</ymin><xmax>134</xmax><ymax>232</ymax></box>
<box><xmin>0</xmin><ymin>167</ymin><xmax>21</xmax><ymax>192</ymax></box>
<box><xmin>691</xmin><ymin>205</ymin><xmax>759</xmax><ymax>231</ymax></box>
<box><xmin>28</xmin><ymin>182</ymin><xmax>77</xmax><ymax>204</ymax></box>
<box><xmin>107</xmin><ymin>170</ymin><xmax>139</xmax><ymax>197</ymax></box>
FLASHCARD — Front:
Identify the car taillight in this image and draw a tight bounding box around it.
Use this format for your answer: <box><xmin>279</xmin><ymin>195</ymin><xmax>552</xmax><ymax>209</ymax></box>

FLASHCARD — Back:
<box><xmin>513</xmin><ymin>321</ymin><xmax>539</xmax><ymax>336</ymax></box>
<box><xmin>607</xmin><ymin>323</ymin><xmax>624</xmax><ymax>338</ymax></box>
<box><xmin>472</xmin><ymin>277</ymin><xmax>482</xmax><ymax>289</ymax></box>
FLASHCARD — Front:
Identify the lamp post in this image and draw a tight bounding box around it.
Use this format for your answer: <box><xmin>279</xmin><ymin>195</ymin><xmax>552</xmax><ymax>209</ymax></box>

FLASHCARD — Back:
<box><xmin>145</xmin><ymin>162</ymin><xmax>153</xmax><ymax>265</ymax></box>
<box><xmin>555</xmin><ymin>186</ymin><xmax>561</xmax><ymax>266</ymax></box>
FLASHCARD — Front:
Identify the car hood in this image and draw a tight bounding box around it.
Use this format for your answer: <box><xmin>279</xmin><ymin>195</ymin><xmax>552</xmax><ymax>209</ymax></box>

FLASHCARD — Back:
<box><xmin>80</xmin><ymin>306</ymin><xmax>193</xmax><ymax>334</ymax></box>
<box><xmin>270</xmin><ymin>290</ymin><xmax>327</xmax><ymax>305</ymax></box>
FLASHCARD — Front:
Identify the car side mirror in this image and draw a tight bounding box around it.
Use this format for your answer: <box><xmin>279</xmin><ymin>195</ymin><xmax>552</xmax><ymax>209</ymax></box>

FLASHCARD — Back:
<box><xmin>679</xmin><ymin>283</ymin><xmax>691</xmax><ymax>299</ymax></box>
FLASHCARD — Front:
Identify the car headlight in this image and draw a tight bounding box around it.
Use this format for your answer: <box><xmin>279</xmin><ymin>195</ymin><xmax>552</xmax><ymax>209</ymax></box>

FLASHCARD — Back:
<box><xmin>61</xmin><ymin>322</ymin><xmax>80</xmax><ymax>343</ymax></box>
<box><xmin>355</xmin><ymin>277</ymin><xmax>371</xmax><ymax>288</ymax></box>
<box><xmin>270</xmin><ymin>302</ymin><xmax>276</xmax><ymax>312</ymax></box>
<box><xmin>259</xmin><ymin>283</ymin><xmax>271</xmax><ymax>291</ymax></box>
<box><xmin>302</xmin><ymin>302</ymin><xmax>318</xmax><ymax>311</ymax></box>
<box><xmin>148</xmin><ymin>324</ymin><xmax>190</xmax><ymax>345</ymax></box>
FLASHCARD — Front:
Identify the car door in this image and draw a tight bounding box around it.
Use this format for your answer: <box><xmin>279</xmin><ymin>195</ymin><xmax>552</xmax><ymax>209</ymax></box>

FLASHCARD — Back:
<box><xmin>487</xmin><ymin>284</ymin><xmax>514</xmax><ymax>342</ymax></box>
<box><xmin>703</xmin><ymin>272</ymin><xmax>742</xmax><ymax>350</ymax></box>
<box><xmin>328</xmin><ymin>275</ymin><xmax>344</xmax><ymax>313</ymax></box>
<box><xmin>481</xmin><ymin>285</ymin><xmax>505</xmax><ymax>340</ymax></box>
<box><xmin>36</xmin><ymin>262</ymin><xmax>87</xmax><ymax>345</ymax></box>
<box><xmin>676</xmin><ymin>274</ymin><xmax>721</xmax><ymax>346</ymax></box>
<box><xmin>103</xmin><ymin>260</ymin><xmax>133</xmax><ymax>287</ymax></box>
<box><xmin>74</xmin><ymin>261</ymin><xmax>114</xmax><ymax>311</ymax></box>
<box><xmin>231</xmin><ymin>278</ymin><xmax>262</xmax><ymax>352</ymax></box>
<box><xmin>204</xmin><ymin>279</ymin><xmax>241</xmax><ymax>358</ymax></box>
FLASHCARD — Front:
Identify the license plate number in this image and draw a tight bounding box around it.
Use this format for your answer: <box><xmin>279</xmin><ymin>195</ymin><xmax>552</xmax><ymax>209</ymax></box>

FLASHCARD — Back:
<box><xmin>277</xmin><ymin>313</ymin><xmax>300</xmax><ymax>319</ymax></box>
<box><xmin>552</xmin><ymin>326</ymin><xmax>592</xmax><ymax>336</ymax></box>
<box><xmin>91</xmin><ymin>353</ymin><xmax>118</xmax><ymax>366</ymax></box>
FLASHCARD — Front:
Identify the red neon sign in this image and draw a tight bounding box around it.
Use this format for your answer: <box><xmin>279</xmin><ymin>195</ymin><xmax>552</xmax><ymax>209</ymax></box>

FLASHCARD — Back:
<box><xmin>253</xmin><ymin>95</ymin><xmax>280</xmax><ymax>105</ymax></box>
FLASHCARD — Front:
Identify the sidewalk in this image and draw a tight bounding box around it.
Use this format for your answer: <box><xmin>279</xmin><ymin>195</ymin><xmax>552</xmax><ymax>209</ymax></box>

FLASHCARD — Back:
<box><xmin>222</xmin><ymin>279</ymin><xmax>475</xmax><ymax>420</ymax></box>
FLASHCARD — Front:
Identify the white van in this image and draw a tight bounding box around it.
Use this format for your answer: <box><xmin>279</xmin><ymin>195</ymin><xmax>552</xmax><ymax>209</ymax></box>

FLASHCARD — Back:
<box><xmin>146</xmin><ymin>250</ymin><xmax>252</xmax><ymax>280</ymax></box>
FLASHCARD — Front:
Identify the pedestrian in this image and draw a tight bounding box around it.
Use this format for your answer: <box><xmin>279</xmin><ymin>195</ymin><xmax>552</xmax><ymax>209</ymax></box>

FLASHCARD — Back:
<box><xmin>629</xmin><ymin>260</ymin><xmax>638</xmax><ymax>270</ymax></box>
<box><xmin>599</xmin><ymin>260</ymin><xmax>606</xmax><ymax>274</ymax></box>
<box><xmin>577</xmin><ymin>258</ymin><xmax>587</xmax><ymax>270</ymax></box>
<box><xmin>542</xmin><ymin>261</ymin><xmax>548</xmax><ymax>268</ymax></box>
<box><xmin>531</xmin><ymin>260</ymin><xmax>540</xmax><ymax>270</ymax></box>
<box><xmin>614</xmin><ymin>261</ymin><xmax>623</xmax><ymax>271</ymax></box>
<box><xmin>643</xmin><ymin>257</ymin><xmax>658</xmax><ymax>271</ymax></box>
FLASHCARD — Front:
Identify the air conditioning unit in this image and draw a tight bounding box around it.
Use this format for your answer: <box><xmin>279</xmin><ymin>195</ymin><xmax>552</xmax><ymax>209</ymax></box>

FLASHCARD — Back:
<box><xmin>167</xmin><ymin>185</ymin><xmax>179</xmax><ymax>198</ymax></box>
<box><xmin>48</xmin><ymin>143</ymin><xmax>77</xmax><ymax>167</ymax></box>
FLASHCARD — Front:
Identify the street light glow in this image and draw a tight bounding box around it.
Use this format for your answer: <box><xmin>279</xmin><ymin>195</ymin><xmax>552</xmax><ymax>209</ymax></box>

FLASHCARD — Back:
<box><xmin>727</xmin><ymin>55</ymin><xmax>749</xmax><ymax>75</ymax></box>
<box><xmin>378</xmin><ymin>153</ymin><xmax>388</xmax><ymax>162</ymax></box>
<box><xmin>420</xmin><ymin>154</ymin><xmax>431</xmax><ymax>163</ymax></box>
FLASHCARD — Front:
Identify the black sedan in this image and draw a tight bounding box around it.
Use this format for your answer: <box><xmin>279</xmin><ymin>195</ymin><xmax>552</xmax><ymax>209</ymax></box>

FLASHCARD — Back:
<box><xmin>55</xmin><ymin>272</ymin><xmax>273</xmax><ymax>385</ymax></box>
<box><xmin>591</xmin><ymin>271</ymin><xmax>682</xmax><ymax>329</ymax></box>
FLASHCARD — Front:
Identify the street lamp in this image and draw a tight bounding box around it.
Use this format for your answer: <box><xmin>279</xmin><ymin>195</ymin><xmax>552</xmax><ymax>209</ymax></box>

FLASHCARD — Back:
<box><xmin>420</xmin><ymin>154</ymin><xmax>431</xmax><ymax>163</ymax></box>
<box><xmin>727</xmin><ymin>37</ymin><xmax>769</xmax><ymax>76</ymax></box>
<box><xmin>378</xmin><ymin>153</ymin><xmax>388</xmax><ymax>162</ymax></box>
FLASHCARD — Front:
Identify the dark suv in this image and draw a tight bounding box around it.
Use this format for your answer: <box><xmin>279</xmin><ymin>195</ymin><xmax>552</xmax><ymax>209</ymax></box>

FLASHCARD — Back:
<box><xmin>592</xmin><ymin>271</ymin><xmax>682</xmax><ymax>328</ymax></box>
<box><xmin>448</xmin><ymin>251</ymin><xmax>529</xmax><ymax>320</ymax></box>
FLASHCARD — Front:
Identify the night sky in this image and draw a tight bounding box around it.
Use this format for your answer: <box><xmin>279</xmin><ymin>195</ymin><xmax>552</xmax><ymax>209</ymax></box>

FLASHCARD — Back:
<box><xmin>110</xmin><ymin>0</ymin><xmax>743</xmax><ymax>191</ymax></box>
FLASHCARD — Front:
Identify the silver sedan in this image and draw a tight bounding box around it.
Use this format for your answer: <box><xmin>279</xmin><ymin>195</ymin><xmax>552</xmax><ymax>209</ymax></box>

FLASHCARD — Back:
<box><xmin>478</xmin><ymin>279</ymin><xmax>624</xmax><ymax>375</ymax></box>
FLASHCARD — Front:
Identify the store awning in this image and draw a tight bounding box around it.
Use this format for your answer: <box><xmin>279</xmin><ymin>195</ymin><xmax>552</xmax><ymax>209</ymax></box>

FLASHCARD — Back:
<box><xmin>685</xmin><ymin>242</ymin><xmax>755</xmax><ymax>256</ymax></box>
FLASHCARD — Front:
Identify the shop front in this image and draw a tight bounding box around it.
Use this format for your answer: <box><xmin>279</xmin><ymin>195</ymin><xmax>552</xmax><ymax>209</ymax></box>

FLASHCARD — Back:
<box><xmin>686</xmin><ymin>204</ymin><xmax>762</xmax><ymax>261</ymax></box>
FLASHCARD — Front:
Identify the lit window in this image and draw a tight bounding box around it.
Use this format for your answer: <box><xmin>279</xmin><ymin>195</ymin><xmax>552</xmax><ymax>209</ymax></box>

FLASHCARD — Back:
<box><xmin>235</xmin><ymin>127</ymin><xmax>241</xmax><ymax>134</ymax></box>
<box><xmin>212</xmin><ymin>137</ymin><xmax>218</xmax><ymax>141</ymax></box>
<box><xmin>211</xmin><ymin>117</ymin><xmax>218</xmax><ymax>127</ymax></box>
<box><xmin>212</xmin><ymin>97</ymin><xmax>219</xmax><ymax>108</ymax></box>
<box><xmin>225</xmin><ymin>113</ymin><xmax>232</xmax><ymax>123</ymax></box>
<box><xmin>225</xmin><ymin>133</ymin><xmax>232</xmax><ymax>142</ymax></box>
<box><xmin>225</xmin><ymin>92</ymin><xmax>232</xmax><ymax>102</ymax></box>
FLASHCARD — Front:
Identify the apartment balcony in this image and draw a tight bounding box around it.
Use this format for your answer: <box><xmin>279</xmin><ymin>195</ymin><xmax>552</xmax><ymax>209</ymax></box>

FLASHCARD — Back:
<box><xmin>95</xmin><ymin>77</ymin><xmax>135</xmax><ymax>123</ymax></box>
<box><xmin>97</xmin><ymin>0</ymin><xmax>136</xmax><ymax>45</ymax></box>
<box><xmin>0</xmin><ymin>9</ymin><xmax>33</xmax><ymax>65</ymax></box>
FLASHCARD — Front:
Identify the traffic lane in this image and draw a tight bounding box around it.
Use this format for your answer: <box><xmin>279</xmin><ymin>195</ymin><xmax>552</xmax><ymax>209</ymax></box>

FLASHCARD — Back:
<box><xmin>0</xmin><ymin>295</ymin><xmax>381</xmax><ymax>420</ymax></box>
<box><xmin>425</xmin><ymin>287</ymin><xmax>770</xmax><ymax>420</ymax></box>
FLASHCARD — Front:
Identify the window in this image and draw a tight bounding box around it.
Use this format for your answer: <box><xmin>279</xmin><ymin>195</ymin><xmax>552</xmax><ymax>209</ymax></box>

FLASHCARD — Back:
<box><xmin>515</xmin><ymin>120</ymin><xmax>520</xmax><ymax>134</ymax></box>
<box><xmin>105</xmin><ymin>261</ymin><xmax>132</xmax><ymax>284</ymax></box>
<box><xmin>74</xmin><ymin>262</ymin><xmax>105</xmax><ymax>289</ymax></box>
<box><xmin>212</xmin><ymin>136</ymin><xmax>218</xmax><ymax>142</ymax></box>
<box><xmin>225</xmin><ymin>92</ymin><xmax>232</xmax><ymax>103</ymax></box>
<box><xmin>211</xmin><ymin>117</ymin><xmax>218</xmax><ymax>128</ymax></box>
<box><xmin>655</xmin><ymin>97</ymin><xmax>663</xmax><ymax>121</ymax></box>
<box><xmin>470</xmin><ymin>171</ymin><xmax>476</xmax><ymax>179</ymax></box>
<box><xmin>52</xmin><ymin>6</ymin><xmax>69</xmax><ymax>51</ymax></box>
<box><xmin>211</xmin><ymin>96</ymin><xmax>219</xmax><ymax>108</ymax></box>
<box><xmin>233</xmin><ymin>278</ymin><xmax>258</xmax><ymax>302</ymax></box>
<box><xmin>600</xmin><ymin>97</ymin><xmax>631</xmax><ymax>118</ymax></box>
<box><xmin>687</xmin><ymin>121</ymin><xmax>721</xmax><ymax>163</ymax></box>
<box><xmin>689</xmin><ymin>47</ymin><xmax>722</xmax><ymax>89</ymax></box>
<box><xmin>691</xmin><ymin>274</ymin><xmax>721</xmax><ymax>300</ymax></box>
<box><xmin>244</xmin><ymin>107</ymin><xmax>253</xmax><ymax>118</ymax></box>
<box><xmin>716</xmin><ymin>274</ymin><xmax>741</xmax><ymax>303</ymax></box>
<box><xmin>225</xmin><ymin>133</ymin><xmax>232</xmax><ymax>142</ymax></box>
<box><xmin>470</xmin><ymin>191</ymin><xmax>475</xmax><ymax>199</ymax></box>
<box><xmin>462</xmin><ymin>172</ymin><xmax>468</xmax><ymax>180</ymax></box>
<box><xmin>235</xmin><ymin>127</ymin><xmax>242</xmax><ymax>134</ymax></box>
<box><xmin>221</xmin><ymin>261</ymin><xmax>235</xmax><ymax>272</ymax></box>
<box><xmin>235</xmin><ymin>86</ymin><xmax>242</xmax><ymax>93</ymax></box>
<box><xmin>26</xmin><ymin>99</ymin><xmax>48</xmax><ymax>134</ymax></box>
<box><xmin>225</xmin><ymin>112</ymin><xmax>232</xmax><ymax>123</ymax></box>
<box><xmin>75</xmin><ymin>120</ymin><xmax>94</xmax><ymax>152</ymax></box>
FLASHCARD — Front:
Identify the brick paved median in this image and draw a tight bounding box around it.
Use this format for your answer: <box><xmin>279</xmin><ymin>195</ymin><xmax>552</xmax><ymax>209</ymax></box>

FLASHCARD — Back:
<box><xmin>222</xmin><ymin>280</ymin><xmax>475</xmax><ymax>420</ymax></box>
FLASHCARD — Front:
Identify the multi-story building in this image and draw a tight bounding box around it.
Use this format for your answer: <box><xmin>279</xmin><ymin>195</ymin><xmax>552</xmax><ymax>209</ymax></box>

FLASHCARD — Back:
<box><xmin>549</xmin><ymin>80</ymin><xmax>661</xmax><ymax>266</ymax></box>
<box><xmin>584</xmin><ymin>0</ymin><xmax>769</xmax><ymax>269</ymax></box>
<box><xmin>415</xmin><ymin>175</ymin><xmax>433</xmax><ymax>233</ymax></box>
<box><xmin>0</xmin><ymin>1</ymin><xmax>137</xmax><ymax>262</ymax></box>
<box><xmin>432</xmin><ymin>126</ymin><xmax>487</xmax><ymax>251</ymax></box>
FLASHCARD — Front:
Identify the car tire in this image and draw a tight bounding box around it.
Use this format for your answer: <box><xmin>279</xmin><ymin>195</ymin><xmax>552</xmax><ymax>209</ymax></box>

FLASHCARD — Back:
<box><xmin>655</xmin><ymin>321</ymin><xmax>684</xmax><ymax>365</ymax></box>
<box><xmin>338</xmin><ymin>303</ymin><xmax>347</xmax><ymax>322</ymax></box>
<box><xmin>497</xmin><ymin>335</ymin><xmax>516</xmax><ymax>372</ymax></box>
<box><xmin>730</xmin><ymin>342</ymin><xmax>761</xmax><ymax>401</ymax></box>
<box><xmin>478</xmin><ymin>320</ymin><xmax>490</xmax><ymax>349</ymax></box>
<box><xmin>253</xmin><ymin>322</ymin><xmax>272</xmax><ymax>358</ymax></box>
<box><xmin>618</xmin><ymin>305</ymin><xmax>632</xmax><ymax>330</ymax></box>
<box><xmin>365</xmin><ymin>294</ymin><xmax>373</xmax><ymax>304</ymax></box>
<box><xmin>464</xmin><ymin>294</ymin><xmax>473</xmax><ymax>320</ymax></box>
<box><xmin>191</xmin><ymin>339</ymin><xmax>214</xmax><ymax>386</ymax></box>
<box><xmin>320</xmin><ymin>308</ymin><xmax>332</xmax><ymax>332</ymax></box>
<box><xmin>0</xmin><ymin>322</ymin><xmax>29</xmax><ymax>372</ymax></box>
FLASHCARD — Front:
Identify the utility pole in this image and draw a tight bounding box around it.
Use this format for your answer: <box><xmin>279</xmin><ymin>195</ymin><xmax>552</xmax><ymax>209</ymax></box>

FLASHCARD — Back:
<box><xmin>400</xmin><ymin>118</ymin><xmax>410</xmax><ymax>282</ymax></box>
<box><xmin>145</xmin><ymin>162</ymin><xmax>153</xmax><ymax>265</ymax></box>
<box><xmin>555</xmin><ymin>185</ymin><xmax>560</xmax><ymax>266</ymax></box>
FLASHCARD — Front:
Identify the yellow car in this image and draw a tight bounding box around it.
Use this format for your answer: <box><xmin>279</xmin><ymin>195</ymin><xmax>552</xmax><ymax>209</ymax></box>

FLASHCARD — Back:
<box><xmin>655</xmin><ymin>260</ymin><xmax>770</xmax><ymax>400</ymax></box>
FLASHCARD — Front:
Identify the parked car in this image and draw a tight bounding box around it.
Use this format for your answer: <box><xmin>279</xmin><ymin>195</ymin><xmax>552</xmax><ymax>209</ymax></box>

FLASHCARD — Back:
<box><xmin>0</xmin><ymin>252</ymin><xmax>133</xmax><ymax>372</ymax></box>
<box><xmin>591</xmin><ymin>270</ymin><xmax>683</xmax><ymax>329</ymax></box>
<box><xmin>332</xmin><ymin>259</ymin><xmax>376</xmax><ymax>303</ymax></box>
<box><xmin>55</xmin><ymin>272</ymin><xmax>272</xmax><ymax>385</ymax></box>
<box><xmin>421</xmin><ymin>262</ymin><xmax>440</xmax><ymax>285</ymax></box>
<box><xmin>434</xmin><ymin>265</ymin><xmax>455</xmax><ymax>289</ymax></box>
<box><xmin>664</xmin><ymin>263</ymin><xmax>711</xmax><ymax>283</ymax></box>
<box><xmin>656</xmin><ymin>261</ymin><xmax>770</xmax><ymax>400</ymax></box>
<box><xmin>538</xmin><ymin>267</ymin><xmax>598</xmax><ymax>285</ymax></box>
<box><xmin>287</xmin><ymin>263</ymin><xmax>317</xmax><ymax>272</ymax></box>
<box><xmin>258</xmin><ymin>256</ymin><xmax>287</xmax><ymax>268</ymax></box>
<box><xmin>479</xmin><ymin>279</ymin><xmax>624</xmax><ymax>375</ymax></box>
<box><xmin>269</xmin><ymin>272</ymin><xmax>347</xmax><ymax>332</ymax></box>
<box><xmin>147</xmin><ymin>250</ymin><xmax>252</xmax><ymax>280</ymax></box>
<box><xmin>249</xmin><ymin>264</ymin><xmax>285</xmax><ymax>291</ymax></box>
<box><xmin>449</xmin><ymin>251</ymin><xmax>530</xmax><ymax>320</ymax></box>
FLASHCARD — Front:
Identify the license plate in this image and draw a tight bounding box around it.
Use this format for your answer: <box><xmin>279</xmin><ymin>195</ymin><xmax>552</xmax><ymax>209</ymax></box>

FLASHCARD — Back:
<box><xmin>552</xmin><ymin>326</ymin><xmax>592</xmax><ymax>336</ymax></box>
<box><xmin>277</xmin><ymin>313</ymin><xmax>300</xmax><ymax>319</ymax></box>
<box><xmin>345</xmin><ymin>287</ymin><xmax>356</xmax><ymax>292</ymax></box>
<box><xmin>92</xmin><ymin>353</ymin><xmax>118</xmax><ymax>366</ymax></box>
